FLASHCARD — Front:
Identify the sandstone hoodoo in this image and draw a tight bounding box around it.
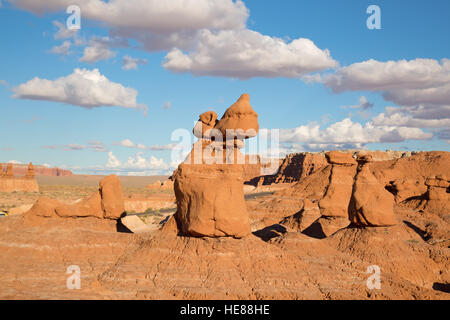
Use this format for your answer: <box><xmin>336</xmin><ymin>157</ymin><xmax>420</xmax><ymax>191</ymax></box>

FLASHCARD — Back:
<box><xmin>314</xmin><ymin>151</ymin><xmax>356</xmax><ymax>236</ymax></box>
<box><xmin>24</xmin><ymin>174</ymin><xmax>124</xmax><ymax>220</ymax></box>
<box><xmin>25</xmin><ymin>162</ymin><xmax>35</xmax><ymax>178</ymax></box>
<box><xmin>100</xmin><ymin>175</ymin><xmax>125</xmax><ymax>219</ymax></box>
<box><xmin>174</xmin><ymin>164</ymin><xmax>250</xmax><ymax>238</ymax></box>
<box><xmin>172</xmin><ymin>94</ymin><xmax>258</xmax><ymax>238</ymax></box>
<box><xmin>279</xmin><ymin>150</ymin><xmax>403</xmax><ymax>237</ymax></box>
<box><xmin>349</xmin><ymin>155</ymin><xmax>397</xmax><ymax>227</ymax></box>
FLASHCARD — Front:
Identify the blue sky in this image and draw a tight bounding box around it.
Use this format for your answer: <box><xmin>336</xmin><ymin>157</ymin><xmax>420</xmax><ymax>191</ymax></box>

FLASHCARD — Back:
<box><xmin>0</xmin><ymin>0</ymin><xmax>449</xmax><ymax>175</ymax></box>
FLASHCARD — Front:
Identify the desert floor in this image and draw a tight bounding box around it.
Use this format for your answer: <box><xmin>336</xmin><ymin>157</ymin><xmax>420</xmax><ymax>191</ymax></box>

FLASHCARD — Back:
<box><xmin>0</xmin><ymin>173</ymin><xmax>448</xmax><ymax>300</ymax></box>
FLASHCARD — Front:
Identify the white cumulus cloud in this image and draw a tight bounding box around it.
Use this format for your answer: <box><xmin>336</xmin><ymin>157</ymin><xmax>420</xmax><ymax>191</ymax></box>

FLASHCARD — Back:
<box><xmin>279</xmin><ymin>118</ymin><xmax>432</xmax><ymax>150</ymax></box>
<box><xmin>163</xmin><ymin>29</ymin><xmax>337</xmax><ymax>79</ymax></box>
<box><xmin>372</xmin><ymin>105</ymin><xmax>450</xmax><ymax>128</ymax></box>
<box><xmin>11</xmin><ymin>0</ymin><xmax>336</xmax><ymax>79</ymax></box>
<box><xmin>10</xmin><ymin>0</ymin><xmax>249</xmax><ymax>33</ymax></box>
<box><xmin>13</xmin><ymin>68</ymin><xmax>147</xmax><ymax>113</ymax></box>
<box><xmin>320</xmin><ymin>58</ymin><xmax>450</xmax><ymax>107</ymax></box>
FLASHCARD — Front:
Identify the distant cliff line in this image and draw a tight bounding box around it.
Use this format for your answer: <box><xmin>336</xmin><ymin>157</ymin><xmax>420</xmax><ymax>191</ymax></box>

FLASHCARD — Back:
<box><xmin>0</xmin><ymin>163</ymin><xmax>72</xmax><ymax>177</ymax></box>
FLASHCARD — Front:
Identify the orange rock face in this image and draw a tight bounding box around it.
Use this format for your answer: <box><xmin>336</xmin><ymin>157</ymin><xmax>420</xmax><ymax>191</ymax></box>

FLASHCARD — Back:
<box><xmin>315</xmin><ymin>152</ymin><xmax>356</xmax><ymax>235</ymax></box>
<box><xmin>24</xmin><ymin>197</ymin><xmax>62</xmax><ymax>218</ymax></box>
<box><xmin>349</xmin><ymin>160</ymin><xmax>397</xmax><ymax>227</ymax></box>
<box><xmin>325</xmin><ymin>151</ymin><xmax>357</xmax><ymax>165</ymax></box>
<box><xmin>55</xmin><ymin>192</ymin><xmax>104</xmax><ymax>219</ymax></box>
<box><xmin>279</xmin><ymin>151</ymin><xmax>404</xmax><ymax>236</ymax></box>
<box><xmin>318</xmin><ymin>165</ymin><xmax>356</xmax><ymax>218</ymax></box>
<box><xmin>260</xmin><ymin>153</ymin><xmax>327</xmax><ymax>184</ymax></box>
<box><xmin>24</xmin><ymin>175</ymin><xmax>124</xmax><ymax>221</ymax></box>
<box><xmin>174</xmin><ymin>164</ymin><xmax>251</xmax><ymax>238</ymax></box>
<box><xmin>193</xmin><ymin>111</ymin><xmax>218</xmax><ymax>139</ymax></box>
<box><xmin>100</xmin><ymin>175</ymin><xmax>125</xmax><ymax>219</ymax></box>
<box><xmin>214</xmin><ymin>93</ymin><xmax>259</xmax><ymax>139</ymax></box>
<box><xmin>422</xmin><ymin>175</ymin><xmax>450</xmax><ymax>216</ymax></box>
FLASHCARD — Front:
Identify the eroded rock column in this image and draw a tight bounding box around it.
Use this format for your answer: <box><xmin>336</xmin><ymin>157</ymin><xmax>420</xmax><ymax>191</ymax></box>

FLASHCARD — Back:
<box><xmin>349</xmin><ymin>155</ymin><xmax>397</xmax><ymax>227</ymax></box>
<box><xmin>173</xmin><ymin>94</ymin><xmax>258</xmax><ymax>238</ymax></box>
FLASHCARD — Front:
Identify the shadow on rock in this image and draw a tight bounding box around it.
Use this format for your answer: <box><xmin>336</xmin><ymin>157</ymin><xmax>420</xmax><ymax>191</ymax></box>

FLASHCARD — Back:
<box><xmin>253</xmin><ymin>224</ymin><xmax>287</xmax><ymax>242</ymax></box>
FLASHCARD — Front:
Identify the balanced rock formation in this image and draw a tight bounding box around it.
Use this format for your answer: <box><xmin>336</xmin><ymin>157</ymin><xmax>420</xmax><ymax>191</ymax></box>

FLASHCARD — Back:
<box><xmin>349</xmin><ymin>155</ymin><xmax>397</xmax><ymax>227</ymax></box>
<box><xmin>172</xmin><ymin>94</ymin><xmax>258</xmax><ymax>238</ymax></box>
<box><xmin>25</xmin><ymin>175</ymin><xmax>124</xmax><ymax>220</ymax></box>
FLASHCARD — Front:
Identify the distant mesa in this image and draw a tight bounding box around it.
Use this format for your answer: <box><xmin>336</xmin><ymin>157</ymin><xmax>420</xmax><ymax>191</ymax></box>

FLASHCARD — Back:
<box><xmin>0</xmin><ymin>162</ymin><xmax>39</xmax><ymax>192</ymax></box>
<box><xmin>0</xmin><ymin>162</ymin><xmax>73</xmax><ymax>177</ymax></box>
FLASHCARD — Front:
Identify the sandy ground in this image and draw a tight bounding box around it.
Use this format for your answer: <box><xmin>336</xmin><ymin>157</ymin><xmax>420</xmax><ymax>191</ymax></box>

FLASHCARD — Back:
<box><xmin>0</xmin><ymin>175</ymin><xmax>170</xmax><ymax>212</ymax></box>
<box><xmin>0</xmin><ymin>173</ymin><xmax>448</xmax><ymax>300</ymax></box>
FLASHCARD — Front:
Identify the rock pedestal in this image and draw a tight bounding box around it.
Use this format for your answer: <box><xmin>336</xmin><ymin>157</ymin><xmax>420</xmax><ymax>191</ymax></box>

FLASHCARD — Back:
<box><xmin>174</xmin><ymin>164</ymin><xmax>250</xmax><ymax>238</ymax></box>
<box><xmin>173</xmin><ymin>94</ymin><xmax>258</xmax><ymax>238</ymax></box>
